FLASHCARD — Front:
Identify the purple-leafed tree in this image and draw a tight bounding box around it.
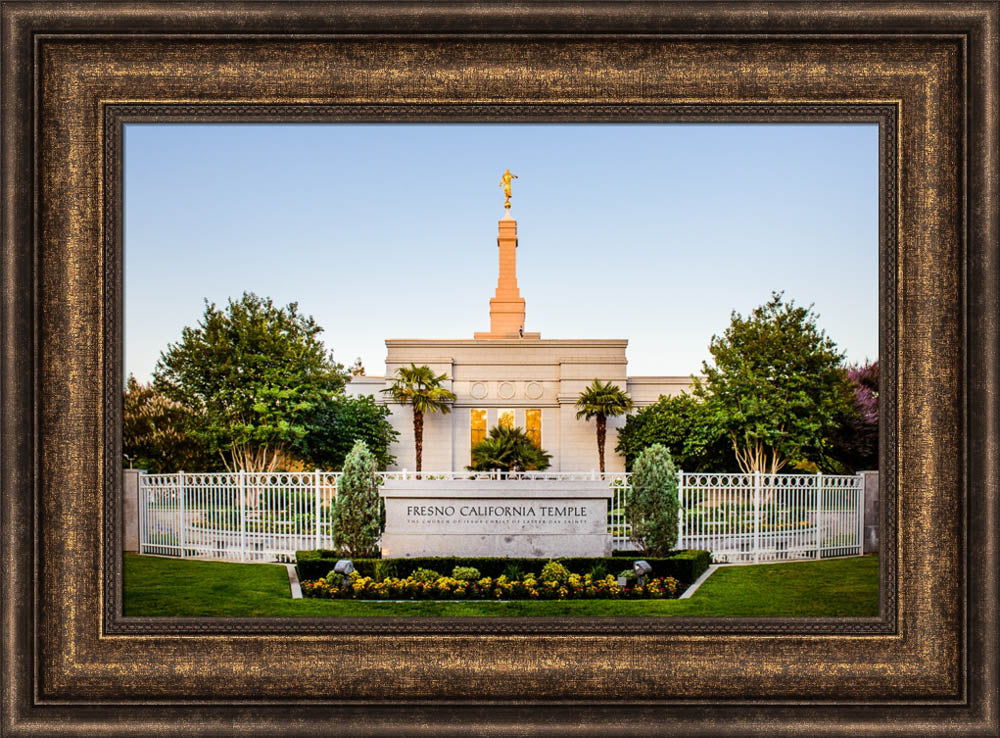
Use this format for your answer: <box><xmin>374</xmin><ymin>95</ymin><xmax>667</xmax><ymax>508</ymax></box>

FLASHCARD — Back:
<box><xmin>823</xmin><ymin>361</ymin><xmax>879</xmax><ymax>473</ymax></box>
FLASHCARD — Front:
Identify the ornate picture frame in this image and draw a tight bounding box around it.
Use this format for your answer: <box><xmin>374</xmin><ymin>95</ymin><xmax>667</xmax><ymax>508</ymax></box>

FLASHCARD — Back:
<box><xmin>2</xmin><ymin>3</ymin><xmax>996</xmax><ymax>735</ymax></box>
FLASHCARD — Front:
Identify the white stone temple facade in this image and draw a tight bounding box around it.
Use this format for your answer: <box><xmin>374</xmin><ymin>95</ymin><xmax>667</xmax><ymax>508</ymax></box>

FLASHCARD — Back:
<box><xmin>345</xmin><ymin>209</ymin><xmax>693</xmax><ymax>472</ymax></box>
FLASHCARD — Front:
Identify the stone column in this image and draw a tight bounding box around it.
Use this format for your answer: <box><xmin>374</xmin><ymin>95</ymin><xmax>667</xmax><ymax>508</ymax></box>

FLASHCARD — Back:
<box><xmin>861</xmin><ymin>470</ymin><xmax>879</xmax><ymax>553</ymax></box>
<box><xmin>122</xmin><ymin>468</ymin><xmax>143</xmax><ymax>553</ymax></box>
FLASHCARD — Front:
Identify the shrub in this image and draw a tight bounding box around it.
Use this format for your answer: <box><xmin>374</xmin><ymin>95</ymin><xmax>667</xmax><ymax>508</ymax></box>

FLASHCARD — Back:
<box><xmin>502</xmin><ymin>563</ymin><xmax>526</xmax><ymax>581</ymax></box>
<box><xmin>587</xmin><ymin>562</ymin><xmax>608</xmax><ymax>580</ymax></box>
<box><xmin>330</xmin><ymin>440</ymin><xmax>383</xmax><ymax>557</ymax></box>
<box><xmin>540</xmin><ymin>560</ymin><xmax>570</xmax><ymax>584</ymax></box>
<box><xmin>654</xmin><ymin>550</ymin><xmax>711</xmax><ymax>583</ymax></box>
<box><xmin>627</xmin><ymin>443</ymin><xmax>680</xmax><ymax>557</ymax></box>
<box><xmin>373</xmin><ymin>559</ymin><xmax>397</xmax><ymax>581</ymax></box>
<box><xmin>468</xmin><ymin>425</ymin><xmax>552</xmax><ymax>471</ymax></box>
<box><xmin>411</xmin><ymin>568</ymin><xmax>441</xmax><ymax>583</ymax></box>
<box><xmin>451</xmin><ymin>566</ymin><xmax>481</xmax><ymax>581</ymax></box>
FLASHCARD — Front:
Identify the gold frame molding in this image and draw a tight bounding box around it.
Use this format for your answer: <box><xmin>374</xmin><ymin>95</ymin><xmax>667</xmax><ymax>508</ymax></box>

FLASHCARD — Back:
<box><xmin>101</xmin><ymin>101</ymin><xmax>900</xmax><ymax>638</ymax></box>
<box><xmin>2</xmin><ymin>3</ymin><xmax>996</xmax><ymax>735</ymax></box>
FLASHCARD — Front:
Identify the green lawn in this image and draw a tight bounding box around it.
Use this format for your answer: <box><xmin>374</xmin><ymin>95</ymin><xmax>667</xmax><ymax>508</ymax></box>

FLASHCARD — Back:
<box><xmin>123</xmin><ymin>553</ymin><xmax>879</xmax><ymax>618</ymax></box>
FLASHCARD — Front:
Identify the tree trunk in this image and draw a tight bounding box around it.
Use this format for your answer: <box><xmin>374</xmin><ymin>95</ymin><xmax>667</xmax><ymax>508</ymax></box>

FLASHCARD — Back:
<box><xmin>413</xmin><ymin>409</ymin><xmax>424</xmax><ymax>473</ymax></box>
<box><xmin>596</xmin><ymin>415</ymin><xmax>606</xmax><ymax>474</ymax></box>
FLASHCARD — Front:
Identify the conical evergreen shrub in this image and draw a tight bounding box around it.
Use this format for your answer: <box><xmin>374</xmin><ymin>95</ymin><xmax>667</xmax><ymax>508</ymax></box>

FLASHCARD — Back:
<box><xmin>331</xmin><ymin>440</ymin><xmax>383</xmax><ymax>557</ymax></box>
<box><xmin>627</xmin><ymin>443</ymin><xmax>680</xmax><ymax>557</ymax></box>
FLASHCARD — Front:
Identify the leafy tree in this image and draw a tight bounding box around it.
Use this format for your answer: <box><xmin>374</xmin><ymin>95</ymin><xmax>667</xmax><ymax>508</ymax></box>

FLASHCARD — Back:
<box><xmin>467</xmin><ymin>425</ymin><xmax>552</xmax><ymax>472</ymax></box>
<box><xmin>382</xmin><ymin>364</ymin><xmax>456</xmax><ymax>472</ymax></box>
<box><xmin>330</xmin><ymin>440</ymin><xmax>383</xmax><ymax>557</ymax></box>
<box><xmin>695</xmin><ymin>292</ymin><xmax>855</xmax><ymax>474</ymax></box>
<box><xmin>575</xmin><ymin>379</ymin><xmax>633</xmax><ymax>474</ymax></box>
<box><xmin>820</xmin><ymin>361</ymin><xmax>879</xmax><ymax>473</ymax></box>
<box><xmin>153</xmin><ymin>292</ymin><xmax>348</xmax><ymax>472</ymax></box>
<box><xmin>122</xmin><ymin>374</ymin><xmax>220</xmax><ymax>473</ymax></box>
<box><xmin>615</xmin><ymin>392</ymin><xmax>736</xmax><ymax>472</ymax></box>
<box><xmin>294</xmin><ymin>394</ymin><xmax>398</xmax><ymax>471</ymax></box>
<box><xmin>626</xmin><ymin>444</ymin><xmax>680</xmax><ymax>556</ymax></box>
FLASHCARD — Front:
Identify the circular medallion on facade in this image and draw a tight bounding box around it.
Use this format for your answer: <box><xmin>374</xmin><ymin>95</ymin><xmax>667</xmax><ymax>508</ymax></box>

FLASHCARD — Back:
<box><xmin>525</xmin><ymin>382</ymin><xmax>544</xmax><ymax>400</ymax></box>
<box><xmin>497</xmin><ymin>382</ymin><xmax>516</xmax><ymax>400</ymax></box>
<box><xmin>470</xmin><ymin>382</ymin><xmax>488</xmax><ymax>399</ymax></box>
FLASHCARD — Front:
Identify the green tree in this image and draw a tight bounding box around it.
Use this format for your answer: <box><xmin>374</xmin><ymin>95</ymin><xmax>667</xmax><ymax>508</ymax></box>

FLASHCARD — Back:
<box><xmin>626</xmin><ymin>443</ymin><xmax>680</xmax><ymax>556</ymax></box>
<box><xmin>615</xmin><ymin>392</ymin><xmax>736</xmax><ymax>472</ymax></box>
<box><xmin>467</xmin><ymin>425</ymin><xmax>552</xmax><ymax>472</ymax></box>
<box><xmin>331</xmin><ymin>440</ymin><xmax>383</xmax><ymax>557</ymax></box>
<box><xmin>696</xmin><ymin>292</ymin><xmax>855</xmax><ymax>474</ymax></box>
<box><xmin>153</xmin><ymin>292</ymin><xmax>348</xmax><ymax>472</ymax></box>
<box><xmin>575</xmin><ymin>379</ymin><xmax>633</xmax><ymax>474</ymax></box>
<box><xmin>122</xmin><ymin>374</ymin><xmax>220</xmax><ymax>473</ymax></box>
<box><xmin>294</xmin><ymin>394</ymin><xmax>398</xmax><ymax>471</ymax></box>
<box><xmin>382</xmin><ymin>364</ymin><xmax>456</xmax><ymax>473</ymax></box>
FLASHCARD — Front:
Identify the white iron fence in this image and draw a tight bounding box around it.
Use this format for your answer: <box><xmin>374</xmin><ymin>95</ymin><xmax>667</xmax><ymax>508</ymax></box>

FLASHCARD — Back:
<box><xmin>138</xmin><ymin>470</ymin><xmax>864</xmax><ymax>563</ymax></box>
<box><xmin>138</xmin><ymin>471</ymin><xmax>338</xmax><ymax>562</ymax></box>
<box><xmin>677</xmin><ymin>472</ymin><xmax>864</xmax><ymax>563</ymax></box>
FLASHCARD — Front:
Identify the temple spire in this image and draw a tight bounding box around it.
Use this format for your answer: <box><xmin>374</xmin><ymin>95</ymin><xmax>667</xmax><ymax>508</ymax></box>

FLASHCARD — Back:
<box><xmin>474</xmin><ymin>193</ymin><xmax>540</xmax><ymax>339</ymax></box>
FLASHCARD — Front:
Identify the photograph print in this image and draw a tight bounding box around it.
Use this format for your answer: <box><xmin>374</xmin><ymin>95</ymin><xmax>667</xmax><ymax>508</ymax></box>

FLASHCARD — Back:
<box><xmin>122</xmin><ymin>122</ymin><xmax>880</xmax><ymax>619</ymax></box>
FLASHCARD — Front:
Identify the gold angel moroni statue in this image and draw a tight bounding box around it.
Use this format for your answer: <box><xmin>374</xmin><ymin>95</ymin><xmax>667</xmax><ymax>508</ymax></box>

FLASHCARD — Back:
<box><xmin>499</xmin><ymin>168</ymin><xmax>518</xmax><ymax>209</ymax></box>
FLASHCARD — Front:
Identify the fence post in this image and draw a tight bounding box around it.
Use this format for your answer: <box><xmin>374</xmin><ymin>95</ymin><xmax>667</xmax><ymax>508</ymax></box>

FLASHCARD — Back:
<box><xmin>856</xmin><ymin>473</ymin><xmax>865</xmax><ymax>556</ymax></box>
<box><xmin>815</xmin><ymin>472</ymin><xmax>823</xmax><ymax>559</ymax></box>
<box><xmin>137</xmin><ymin>473</ymin><xmax>145</xmax><ymax>555</ymax></box>
<box><xmin>314</xmin><ymin>469</ymin><xmax>321</xmax><ymax>550</ymax></box>
<box><xmin>124</xmin><ymin>469</ymin><xmax>141</xmax><ymax>554</ymax></box>
<box><xmin>177</xmin><ymin>471</ymin><xmax>186</xmax><ymax>559</ymax></box>
<box><xmin>238</xmin><ymin>469</ymin><xmax>246</xmax><ymax>562</ymax></box>
<box><xmin>753</xmin><ymin>471</ymin><xmax>760</xmax><ymax>563</ymax></box>
<box><xmin>677</xmin><ymin>470</ymin><xmax>685</xmax><ymax>548</ymax></box>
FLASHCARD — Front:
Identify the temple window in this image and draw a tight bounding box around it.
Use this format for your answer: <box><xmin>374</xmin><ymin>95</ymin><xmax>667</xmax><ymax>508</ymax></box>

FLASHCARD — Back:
<box><xmin>525</xmin><ymin>408</ymin><xmax>542</xmax><ymax>447</ymax></box>
<box><xmin>470</xmin><ymin>408</ymin><xmax>487</xmax><ymax>459</ymax></box>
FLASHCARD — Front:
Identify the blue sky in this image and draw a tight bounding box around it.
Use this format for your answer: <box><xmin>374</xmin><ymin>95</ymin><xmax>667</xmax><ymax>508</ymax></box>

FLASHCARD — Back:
<box><xmin>124</xmin><ymin>123</ymin><xmax>878</xmax><ymax>382</ymax></box>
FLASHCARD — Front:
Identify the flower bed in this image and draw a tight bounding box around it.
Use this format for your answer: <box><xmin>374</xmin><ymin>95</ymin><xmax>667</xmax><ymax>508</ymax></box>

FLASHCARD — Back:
<box><xmin>301</xmin><ymin>571</ymin><xmax>680</xmax><ymax>601</ymax></box>
<box><xmin>295</xmin><ymin>550</ymin><xmax>711</xmax><ymax>585</ymax></box>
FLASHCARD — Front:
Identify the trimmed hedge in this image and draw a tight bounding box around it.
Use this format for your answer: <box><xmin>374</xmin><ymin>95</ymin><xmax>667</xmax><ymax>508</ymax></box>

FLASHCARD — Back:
<box><xmin>295</xmin><ymin>549</ymin><xmax>711</xmax><ymax>585</ymax></box>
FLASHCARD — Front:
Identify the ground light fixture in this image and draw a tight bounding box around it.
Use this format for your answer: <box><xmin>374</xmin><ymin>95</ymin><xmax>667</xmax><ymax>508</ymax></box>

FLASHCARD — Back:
<box><xmin>333</xmin><ymin>559</ymin><xmax>355</xmax><ymax>589</ymax></box>
<box><xmin>633</xmin><ymin>560</ymin><xmax>652</xmax><ymax>587</ymax></box>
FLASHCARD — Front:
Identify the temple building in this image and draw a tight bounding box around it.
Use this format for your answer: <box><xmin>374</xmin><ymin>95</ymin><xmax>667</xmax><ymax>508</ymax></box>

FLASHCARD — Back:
<box><xmin>345</xmin><ymin>174</ymin><xmax>693</xmax><ymax>472</ymax></box>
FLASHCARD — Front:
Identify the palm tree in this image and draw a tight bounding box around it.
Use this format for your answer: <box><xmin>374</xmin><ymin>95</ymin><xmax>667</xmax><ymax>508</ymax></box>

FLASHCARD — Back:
<box><xmin>382</xmin><ymin>364</ymin><xmax>456</xmax><ymax>473</ymax></box>
<box><xmin>468</xmin><ymin>425</ymin><xmax>552</xmax><ymax>472</ymax></box>
<box><xmin>575</xmin><ymin>379</ymin><xmax>633</xmax><ymax>474</ymax></box>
